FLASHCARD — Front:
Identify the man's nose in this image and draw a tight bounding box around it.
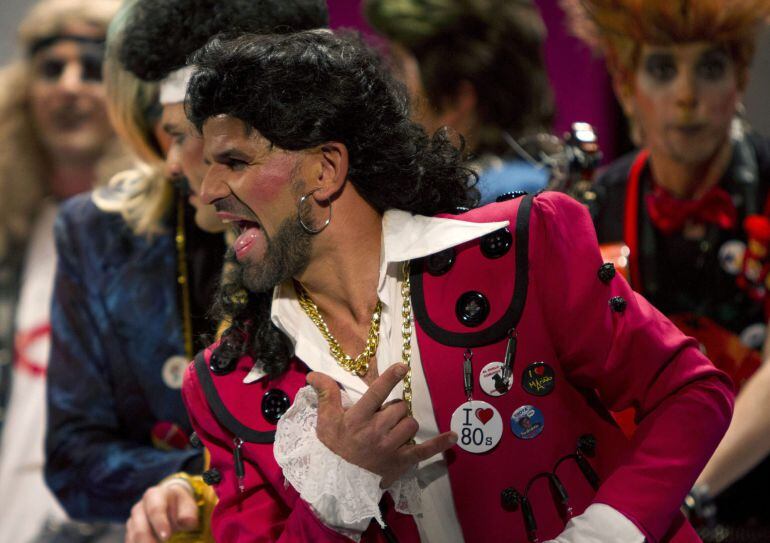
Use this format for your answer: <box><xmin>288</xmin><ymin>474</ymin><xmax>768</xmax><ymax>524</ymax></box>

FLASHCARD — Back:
<box><xmin>57</xmin><ymin>61</ymin><xmax>84</xmax><ymax>94</ymax></box>
<box><xmin>674</xmin><ymin>70</ymin><xmax>698</xmax><ymax>111</ymax></box>
<box><xmin>200</xmin><ymin>166</ymin><xmax>229</xmax><ymax>205</ymax></box>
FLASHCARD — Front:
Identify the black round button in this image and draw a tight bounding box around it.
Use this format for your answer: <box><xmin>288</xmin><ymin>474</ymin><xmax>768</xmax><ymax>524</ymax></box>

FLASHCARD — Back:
<box><xmin>262</xmin><ymin>389</ymin><xmax>291</xmax><ymax>424</ymax></box>
<box><xmin>495</xmin><ymin>191</ymin><xmax>528</xmax><ymax>203</ymax></box>
<box><xmin>189</xmin><ymin>432</ymin><xmax>202</xmax><ymax>449</ymax></box>
<box><xmin>609</xmin><ymin>296</ymin><xmax>627</xmax><ymax>313</ymax></box>
<box><xmin>501</xmin><ymin>487</ymin><xmax>521</xmax><ymax>510</ymax></box>
<box><xmin>202</xmin><ymin>468</ymin><xmax>222</xmax><ymax>485</ymax></box>
<box><xmin>426</xmin><ymin>248</ymin><xmax>456</xmax><ymax>276</ymax></box>
<box><xmin>209</xmin><ymin>348</ymin><xmax>237</xmax><ymax>376</ymax></box>
<box><xmin>597</xmin><ymin>263</ymin><xmax>616</xmax><ymax>284</ymax></box>
<box><xmin>521</xmin><ymin>362</ymin><xmax>555</xmax><ymax>396</ymax></box>
<box><xmin>456</xmin><ymin>291</ymin><xmax>490</xmax><ymax>327</ymax></box>
<box><xmin>480</xmin><ymin>228</ymin><xmax>513</xmax><ymax>259</ymax></box>
<box><xmin>577</xmin><ymin>434</ymin><xmax>597</xmax><ymax>457</ymax></box>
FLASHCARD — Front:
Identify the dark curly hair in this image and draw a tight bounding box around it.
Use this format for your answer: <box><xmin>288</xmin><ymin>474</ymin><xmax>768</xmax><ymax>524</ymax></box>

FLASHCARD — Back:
<box><xmin>117</xmin><ymin>0</ymin><xmax>328</xmax><ymax>81</ymax></box>
<box><xmin>366</xmin><ymin>0</ymin><xmax>554</xmax><ymax>156</ymax></box>
<box><xmin>187</xmin><ymin>30</ymin><xmax>477</xmax><ymax>376</ymax></box>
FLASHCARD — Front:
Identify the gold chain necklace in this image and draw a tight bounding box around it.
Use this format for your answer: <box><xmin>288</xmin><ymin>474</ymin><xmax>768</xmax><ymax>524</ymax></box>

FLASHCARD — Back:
<box><xmin>296</xmin><ymin>284</ymin><xmax>383</xmax><ymax>377</ymax></box>
<box><xmin>296</xmin><ymin>262</ymin><xmax>413</xmax><ymax>413</ymax></box>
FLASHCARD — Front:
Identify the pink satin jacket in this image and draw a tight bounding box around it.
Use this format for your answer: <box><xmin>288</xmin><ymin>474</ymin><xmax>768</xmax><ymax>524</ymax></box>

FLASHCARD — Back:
<box><xmin>183</xmin><ymin>192</ymin><xmax>733</xmax><ymax>542</ymax></box>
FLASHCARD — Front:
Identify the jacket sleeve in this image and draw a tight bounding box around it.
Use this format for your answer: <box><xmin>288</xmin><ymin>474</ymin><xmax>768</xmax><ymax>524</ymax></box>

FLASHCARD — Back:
<box><xmin>182</xmin><ymin>364</ymin><xmax>356</xmax><ymax>542</ymax></box>
<box><xmin>531</xmin><ymin>191</ymin><xmax>734</xmax><ymax>542</ymax></box>
<box><xmin>45</xmin><ymin>203</ymin><xmax>201</xmax><ymax>522</ymax></box>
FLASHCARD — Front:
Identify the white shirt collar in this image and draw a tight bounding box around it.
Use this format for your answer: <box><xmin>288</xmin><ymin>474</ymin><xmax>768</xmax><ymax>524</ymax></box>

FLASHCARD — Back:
<box><xmin>242</xmin><ymin>209</ymin><xmax>509</xmax><ymax>384</ymax></box>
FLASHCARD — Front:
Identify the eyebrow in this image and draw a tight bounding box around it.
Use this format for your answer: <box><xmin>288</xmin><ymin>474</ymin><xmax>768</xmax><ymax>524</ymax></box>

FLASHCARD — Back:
<box><xmin>212</xmin><ymin>147</ymin><xmax>251</xmax><ymax>162</ymax></box>
<box><xmin>162</xmin><ymin>122</ymin><xmax>180</xmax><ymax>134</ymax></box>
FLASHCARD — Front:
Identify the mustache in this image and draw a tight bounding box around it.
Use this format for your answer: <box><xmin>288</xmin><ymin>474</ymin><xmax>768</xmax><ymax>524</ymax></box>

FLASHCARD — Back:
<box><xmin>213</xmin><ymin>192</ymin><xmax>260</xmax><ymax>222</ymax></box>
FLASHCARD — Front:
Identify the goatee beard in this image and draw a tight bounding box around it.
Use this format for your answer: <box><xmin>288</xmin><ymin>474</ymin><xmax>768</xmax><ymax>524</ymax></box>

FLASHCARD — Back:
<box><xmin>239</xmin><ymin>214</ymin><xmax>312</xmax><ymax>293</ymax></box>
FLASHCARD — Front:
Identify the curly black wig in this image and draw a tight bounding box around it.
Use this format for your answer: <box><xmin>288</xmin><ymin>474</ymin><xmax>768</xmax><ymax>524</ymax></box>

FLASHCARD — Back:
<box><xmin>187</xmin><ymin>30</ymin><xmax>477</xmax><ymax>376</ymax></box>
<box><xmin>117</xmin><ymin>0</ymin><xmax>328</xmax><ymax>81</ymax></box>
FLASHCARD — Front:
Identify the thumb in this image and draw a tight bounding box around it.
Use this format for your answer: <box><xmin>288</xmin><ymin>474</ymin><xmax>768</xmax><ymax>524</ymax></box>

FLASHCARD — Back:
<box><xmin>306</xmin><ymin>371</ymin><xmax>343</xmax><ymax>420</ymax></box>
<box><xmin>169</xmin><ymin>485</ymin><xmax>200</xmax><ymax>532</ymax></box>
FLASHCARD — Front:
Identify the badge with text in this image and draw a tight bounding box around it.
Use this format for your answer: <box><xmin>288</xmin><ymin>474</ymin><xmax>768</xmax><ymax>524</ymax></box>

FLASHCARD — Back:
<box><xmin>479</xmin><ymin>361</ymin><xmax>512</xmax><ymax>396</ymax></box>
<box><xmin>510</xmin><ymin>405</ymin><xmax>544</xmax><ymax>440</ymax></box>
<box><xmin>521</xmin><ymin>362</ymin><xmax>555</xmax><ymax>396</ymax></box>
<box><xmin>450</xmin><ymin>400</ymin><xmax>503</xmax><ymax>453</ymax></box>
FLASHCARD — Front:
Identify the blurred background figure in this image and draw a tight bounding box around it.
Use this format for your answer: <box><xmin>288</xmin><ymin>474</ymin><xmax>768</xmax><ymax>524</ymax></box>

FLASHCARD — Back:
<box><xmin>45</xmin><ymin>2</ymin><xmax>329</xmax><ymax>541</ymax></box>
<box><xmin>0</xmin><ymin>0</ymin><xmax>127</xmax><ymax>542</ymax></box>
<box><xmin>563</xmin><ymin>0</ymin><xmax>770</xmax><ymax>540</ymax></box>
<box><xmin>365</xmin><ymin>0</ymin><xmax>557</xmax><ymax>204</ymax></box>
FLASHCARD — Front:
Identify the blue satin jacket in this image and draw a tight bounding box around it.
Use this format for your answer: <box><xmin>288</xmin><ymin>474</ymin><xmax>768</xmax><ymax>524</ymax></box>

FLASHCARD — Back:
<box><xmin>45</xmin><ymin>192</ymin><xmax>203</xmax><ymax>522</ymax></box>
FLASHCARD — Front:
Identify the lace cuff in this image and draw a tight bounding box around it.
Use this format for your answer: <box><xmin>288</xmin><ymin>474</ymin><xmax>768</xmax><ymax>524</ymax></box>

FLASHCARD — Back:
<box><xmin>274</xmin><ymin>386</ymin><xmax>421</xmax><ymax>537</ymax></box>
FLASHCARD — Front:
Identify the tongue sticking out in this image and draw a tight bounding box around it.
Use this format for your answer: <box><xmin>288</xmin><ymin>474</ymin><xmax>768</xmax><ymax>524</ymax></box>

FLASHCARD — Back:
<box><xmin>234</xmin><ymin>224</ymin><xmax>263</xmax><ymax>261</ymax></box>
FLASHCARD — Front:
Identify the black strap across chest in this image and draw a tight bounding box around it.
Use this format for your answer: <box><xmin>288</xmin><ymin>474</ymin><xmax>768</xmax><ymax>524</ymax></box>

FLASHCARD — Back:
<box><xmin>410</xmin><ymin>194</ymin><xmax>534</xmax><ymax>347</ymax></box>
<box><xmin>194</xmin><ymin>352</ymin><xmax>276</xmax><ymax>444</ymax></box>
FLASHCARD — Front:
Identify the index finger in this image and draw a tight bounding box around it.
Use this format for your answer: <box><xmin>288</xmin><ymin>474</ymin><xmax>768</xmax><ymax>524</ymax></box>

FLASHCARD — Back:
<box><xmin>350</xmin><ymin>363</ymin><xmax>407</xmax><ymax>420</ymax></box>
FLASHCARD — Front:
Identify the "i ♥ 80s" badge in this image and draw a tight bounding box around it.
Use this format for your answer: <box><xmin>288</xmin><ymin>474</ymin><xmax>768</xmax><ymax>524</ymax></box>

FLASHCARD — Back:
<box><xmin>450</xmin><ymin>400</ymin><xmax>503</xmax><ymax>453</ymax></box>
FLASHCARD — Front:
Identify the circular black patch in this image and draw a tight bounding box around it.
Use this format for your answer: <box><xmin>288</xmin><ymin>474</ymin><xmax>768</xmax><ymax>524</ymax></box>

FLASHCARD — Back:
<box><xmin>202</xmin><ymin>468</ymin><xmax>222</xmax><ymax>485</ymax></box>
<box><xmin>609</xmin><ymin>296</ymin><xmax>627</xmax><ymax>313</ymax></box>
<box><xmin>521</xmin><ymin>362</ymin><xmax>555</xmax><ymax>396</ymax></box>
<box><xmin>209</xmin><ymin>349</ymin><xmax>237</xmax><ymax>376</ymax></box>
<box><xmin>262</xmin><ymin>389</ymin><xmax>291</xmax><ymax>424</ymax></box>
<box><xmin>426</xmin><ymin>248</ymin><xmax>456</xmax><ymax>276</ymax></box>
<box><xmin>480</xmin><ymin>228</ymin><xmax>513</xmax><ymax>259</ymax></box>
<box><xmin>189</xmin><ymin>432</ymin><xmax>202</xmax><ymax>449</ymax></box>
<box><xmin>455</xmin><ymin>291</ymin><xmax>490</xmax><ymax>327</ymax></box>
<box><xmin>597</xmin><ymin>263</ymin><xmax>616</xmax><ymax>284</ymax></box>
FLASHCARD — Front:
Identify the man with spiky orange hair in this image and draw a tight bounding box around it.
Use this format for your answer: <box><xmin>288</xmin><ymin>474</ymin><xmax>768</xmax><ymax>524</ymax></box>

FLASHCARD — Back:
<box><xmin>564</xmin><ymin>0</ymin><xmax>770</xmax><ymax>539</ymax></box>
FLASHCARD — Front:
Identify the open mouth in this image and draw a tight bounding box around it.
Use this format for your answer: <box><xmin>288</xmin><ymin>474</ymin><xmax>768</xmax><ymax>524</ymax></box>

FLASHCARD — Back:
<box><xmin>220</xmin><ymin>216</ymin><xmax>264</xmax><ymax>261</ymax></box>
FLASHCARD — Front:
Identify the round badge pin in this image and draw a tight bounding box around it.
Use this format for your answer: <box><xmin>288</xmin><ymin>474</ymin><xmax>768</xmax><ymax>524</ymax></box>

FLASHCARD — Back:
<box><xmin>718</xmin><ymin>240</ymin><xmax>746</xmax><ymax>275</ymax></box>
<box><xmin>162</xmin><ymin>355</ymin><xmax>189</xmax><ymax>389</ymax></box>
<box><xmin>510</xmin><ymin>405</ymin><xmax>545</xmax><ymax>440</ymax></box>
<box><xmin>479</xmin><ymin>361</ymin><xmax>512</xmax><ymax>397</ymax></box>
<box><xmin>739</xmin><ymin>322</ymin><xmax>767</xmax><ymax>350</ymax></box>
<box><xmin>479</xmin><ymin>362</ymin><xmax>513</xmax><ymax>396</ymax></box>
<box><xmin>521</xmin><ymin>362</ymin><xmax>555</xmax><ymax>396</ymax></box>
<box><xmin>450</xmin><ymin>400</ymin><xmax>503</xmax><ymax>454</ymax></box>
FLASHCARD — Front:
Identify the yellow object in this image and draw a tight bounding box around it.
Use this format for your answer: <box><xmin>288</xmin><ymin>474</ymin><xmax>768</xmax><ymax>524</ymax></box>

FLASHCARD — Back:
<box><xmin>163</xmin><ymin>451</ymin><xmax>217</xmax><ymax>542</ymax></box>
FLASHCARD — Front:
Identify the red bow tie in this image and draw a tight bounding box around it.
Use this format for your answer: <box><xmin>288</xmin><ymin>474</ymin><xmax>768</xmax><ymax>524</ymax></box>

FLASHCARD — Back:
<box><xmin>645</xmin><ymin>184</ymin><xmax>738</xmax><ymax>235</ymax></box>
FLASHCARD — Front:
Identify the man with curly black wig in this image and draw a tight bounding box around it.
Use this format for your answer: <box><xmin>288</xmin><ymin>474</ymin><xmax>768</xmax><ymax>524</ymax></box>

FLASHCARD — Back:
<box><xmin>179</xmin><ymin>30</ymin><xmax>733</xmax><ymax>542</ymax></box>
<box><xmin>44</xmin><ymin>0</ymin><xmax>328</xmax><ymax>540</ymax></box>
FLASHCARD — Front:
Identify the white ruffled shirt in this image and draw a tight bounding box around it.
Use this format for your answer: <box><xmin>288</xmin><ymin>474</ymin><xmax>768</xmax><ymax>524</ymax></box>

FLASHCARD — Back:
<box><xmin>264</xmin><ymin>209</ymin><xmax>645</xmax><ymax>543</ymax></box>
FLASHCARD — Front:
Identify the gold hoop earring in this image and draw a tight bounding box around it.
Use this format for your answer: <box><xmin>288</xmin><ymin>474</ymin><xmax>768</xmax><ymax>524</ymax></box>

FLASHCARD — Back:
<box><xmin>297</xmin><ymin>188</ymin><xmax>332</xmax><ymax>234</ymax></box>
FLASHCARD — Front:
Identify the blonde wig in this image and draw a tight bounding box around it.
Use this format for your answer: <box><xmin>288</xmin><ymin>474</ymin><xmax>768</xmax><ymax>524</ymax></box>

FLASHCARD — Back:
<box><xmin>93</xmin><ymin>0</ymin><xmax>172</xmax><ymax>237</ymax></box>
<box><xmin>0</xmin><ymin>0</ymin><xmax>123</xmax><ymax>255</ymax></box>
<box><xmin>562</xmin><ymin>0</ymin><xmax>770</xmax><ymax>87</ymax></box>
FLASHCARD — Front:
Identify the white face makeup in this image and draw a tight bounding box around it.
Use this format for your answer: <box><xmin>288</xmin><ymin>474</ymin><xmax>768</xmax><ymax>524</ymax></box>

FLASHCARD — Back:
<box><xmin>627</xmin><ymin>42</ymin><xmax>740</xmax><ymax>167</ymax></box>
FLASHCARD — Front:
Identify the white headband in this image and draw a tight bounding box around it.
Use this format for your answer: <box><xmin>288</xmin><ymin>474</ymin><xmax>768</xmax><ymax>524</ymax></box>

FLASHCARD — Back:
<box><xmin>159</xmin><ymin>65</ymin><xmax>195</xmax><ymax>105</ymax></box>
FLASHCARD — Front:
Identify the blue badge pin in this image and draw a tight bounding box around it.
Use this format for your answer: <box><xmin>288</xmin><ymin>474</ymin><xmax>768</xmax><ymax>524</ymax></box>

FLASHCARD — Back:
<box><xmin>510</xmin><ymin>405</ymin><xmax>544</xmax><ymax>440</ymax></box>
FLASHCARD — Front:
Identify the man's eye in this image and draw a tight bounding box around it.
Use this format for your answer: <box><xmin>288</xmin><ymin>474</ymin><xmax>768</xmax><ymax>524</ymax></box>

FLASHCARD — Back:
<box><xmin>38</xmin><ymin>59</ymin><xmax>65</xmax><ymax>80</ymax></box>
<box><xmin>80</xmin><ymin>54</ymin><xmax>103</xmax><ymax>82</ymax></box>
<box><xmin>643</xmin><ymin>55</ymin><xmax>677</xmax><ymax>83</ymax></box>
<box><xmin>226</xmin><ymin>159</ymin><xmax>247</xmax><ymax>171</ymax></box>
<box><xmin>697</xmin><ymin>57</ymin><xmax>728</xmax><ymax>81</ymax></box>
